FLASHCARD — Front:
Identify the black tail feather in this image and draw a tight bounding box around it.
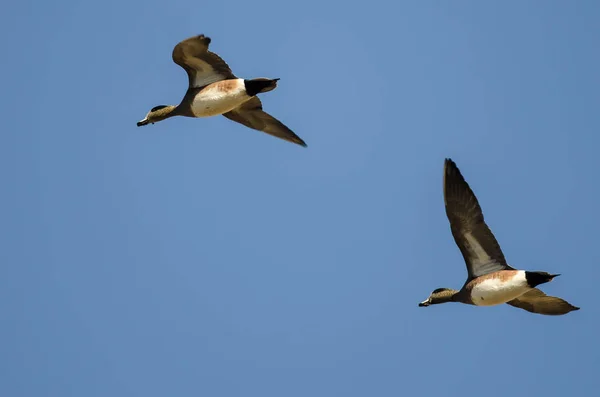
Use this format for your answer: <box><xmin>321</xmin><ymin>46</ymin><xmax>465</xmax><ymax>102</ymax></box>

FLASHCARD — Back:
<box><xmin>244</xmin><ymin>78</ymin><xmax>279</xmax><ymax>96</ymax></box>
<box><xmin>525</xmin><ymin>271</ymin><xmax>560</xmax><ymax>288</ymax></box>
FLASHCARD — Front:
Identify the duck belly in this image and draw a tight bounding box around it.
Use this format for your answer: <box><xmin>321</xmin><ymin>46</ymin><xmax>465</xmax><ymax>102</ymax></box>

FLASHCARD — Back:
<box><xmin>470</xmin><ymin>271</ymin><xmax>531</xmax><ymax>306</ymax></box>
<box><xmin>191</xmin><ymin>80</ymin><xmax>251</xmax><ymax>117</ymax></box>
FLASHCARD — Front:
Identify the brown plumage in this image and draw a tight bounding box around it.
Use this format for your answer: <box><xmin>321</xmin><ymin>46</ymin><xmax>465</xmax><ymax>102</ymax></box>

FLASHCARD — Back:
<box><xmin>507</xmin><ymin>288</ymin><xmax>580</xmax><ymax>316</ymax></box>
<box><xmin>443</xmin><ymin>158</ymin><xmax>508</xmax><ymax>280</ymax></box>
<box><xmin>172</xmin><ymin>35</ymin><xmax>236</xmax><ymax>88</ymax></box>
<box><xmin>222</xmin><ymin>97</ymin><xmax>307</xmax><ymax>147</ymax></box>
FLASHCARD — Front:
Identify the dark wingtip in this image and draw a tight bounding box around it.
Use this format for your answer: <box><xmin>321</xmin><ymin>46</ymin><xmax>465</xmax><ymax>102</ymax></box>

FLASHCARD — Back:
<box><xmin>293</xmin><ymin>137</ymin><xmax>307</xmax><ymax>147</ymax></box>
<box><xmin>444</xmin><ymin>158</ymin><xmax>458</xmax><ymax>171</ymax></box>
<box><xmin>199</xmin><ymin>34</ymin><xmax>211</xmax><ymax>44</ymax></box>
<box><xmin>443</xmin><ymin>157</ymin><xmax>463</xmax><ymax>183</ymax></box>
<box><xmin>288</xmin><ymin>133</ymin><xmax>306</xmax><ymax>147</ymax></box>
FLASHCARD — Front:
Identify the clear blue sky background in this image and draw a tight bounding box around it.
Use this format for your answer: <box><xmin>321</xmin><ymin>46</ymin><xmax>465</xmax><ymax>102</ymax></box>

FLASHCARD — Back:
<box><xmin>1</xmin><ymin>1</ymin><xmax>599</xmax><ymax>396</ymax></box>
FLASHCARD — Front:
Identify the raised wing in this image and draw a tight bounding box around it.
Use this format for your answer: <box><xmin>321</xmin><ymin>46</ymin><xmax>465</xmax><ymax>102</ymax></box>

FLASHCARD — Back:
<box><xmin>223</xmin><ymin>97</ymin><xmax>307</xmax><ymax>147</ymax></box>
<box><xmin>172</xmin><ymin>34</ymin><xmax>236</xmax><ymax>88</ymax></box>
<box><xmin>507</xmin><ymin>288</ymin><xmax>580</xmax><ymax>315</ymax></box>
<box><xmin>444</xmin><ymin>158</ymin><xmax>512</xmax><ymax>281</ymax></box>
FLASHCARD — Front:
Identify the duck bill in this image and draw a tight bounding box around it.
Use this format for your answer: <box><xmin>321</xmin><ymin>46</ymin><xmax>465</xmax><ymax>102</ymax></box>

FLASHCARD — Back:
<box><xmin>137</xmin><ymin>118</ymin><xmax>150</xmax><ymax>127</ymax></box>
<box><xmin>418</xmin><ymin>300</ymin><xmax>430</xmax><ymax>307</ymax></box>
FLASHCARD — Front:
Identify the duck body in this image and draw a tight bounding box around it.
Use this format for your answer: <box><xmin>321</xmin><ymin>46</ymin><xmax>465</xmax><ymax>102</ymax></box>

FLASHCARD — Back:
<box><xmin>179</xmin><ymin>78</ymin><xmax>279</xmax><ymax>118</ymax></box>
<box><xmin>467</xmin><ymin>270</ymin><xmax>529</xmax><ymax>306</ymax></box>
<box><xmin>439</xmin><ymin>270</ymin><xmax>559</xmax><ymax>307</ymax></box>
<box><xmin>186</xmin><ymin>79</ymin><xmax>251</xmax><ymax>117</ymax></box>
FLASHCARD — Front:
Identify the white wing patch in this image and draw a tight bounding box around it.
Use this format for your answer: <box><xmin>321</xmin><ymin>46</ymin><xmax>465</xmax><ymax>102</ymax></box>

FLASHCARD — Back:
<box><xmin>464</xmin><ymin>232</ymin><xmax>492</xmax><ymax>266</ymax></box>
<box><xmin>182</xmin><ymin>56</ymin><xmax>230</xmax><ymax>88</ymax></box>
<box><xmin>192</xmin><ymin>71</ymin><xmax>227</xmax><ymax>88</ymax></box>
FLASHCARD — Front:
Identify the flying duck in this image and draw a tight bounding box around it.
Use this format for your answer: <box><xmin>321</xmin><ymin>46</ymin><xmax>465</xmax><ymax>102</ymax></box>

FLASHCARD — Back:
<box><xmin>137</xmin><ymin>34</ymin><xmax>306</xmax><ymax>147</ymax></box>
<box><xmin>418</xmin><ymin>158</ymin><xmax>580</xmax><ymax>315</ymax></box>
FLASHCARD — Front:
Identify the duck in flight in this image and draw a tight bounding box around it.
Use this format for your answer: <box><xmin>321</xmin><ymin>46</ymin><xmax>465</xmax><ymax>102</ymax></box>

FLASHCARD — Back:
<box><xmin>419</xmin><ymin>158</ymin><xmax>579</xmax><ymax>315</ymax></box>
<box><xmin>137</xmin><ymin>34</ymin><xmax>306</xmax><ymax>147</ymax></box>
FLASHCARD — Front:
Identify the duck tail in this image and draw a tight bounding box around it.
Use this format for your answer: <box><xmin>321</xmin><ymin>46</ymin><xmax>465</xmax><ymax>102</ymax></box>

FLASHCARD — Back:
<box><xmin>244</xmin><ymin>78</ymin><xmax>280</xmax><ymax>96</ymax></box>
<box><xmin>525</xmin><ymin>271</ymin><xmax>560</xmax><ymax>288</ymax></box>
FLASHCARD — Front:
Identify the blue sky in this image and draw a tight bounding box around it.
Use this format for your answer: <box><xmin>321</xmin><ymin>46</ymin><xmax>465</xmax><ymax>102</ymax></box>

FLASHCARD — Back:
<box><xmin>1</xmin><ymin>1</ymin><xmax>599</xmax><ymax>396</ymax></box>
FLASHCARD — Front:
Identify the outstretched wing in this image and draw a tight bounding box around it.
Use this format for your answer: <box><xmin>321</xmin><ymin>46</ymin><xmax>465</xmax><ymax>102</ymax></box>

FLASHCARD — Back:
<box><xmin>172</xmin><ymin>34</ymin><xmax>237</xmax><ymax>88</ymax></box>
<box><xmin>507</xmin><ymin>288</ymin><xmax>580</xmax><ymax>315</ymax></box>
<box><xmin>223</xmin><ymin>97</ymin><xmax>307</xmax><ymax>147</ymax></box>
<box><xmin>444</xmin><ymin>158</ymin><xmax>512</xmax><ymax>281</ymax></box>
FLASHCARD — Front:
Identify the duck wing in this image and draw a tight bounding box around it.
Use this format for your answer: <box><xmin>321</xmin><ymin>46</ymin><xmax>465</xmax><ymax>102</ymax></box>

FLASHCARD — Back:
<box><xmin>507</xmin><ymin>288</ymin><xmax>580</xmax><ymax>315</ymax></box>
<box><xmin>172</xmin><ymin>34</ymin><xmax>237</xmax><ymax>88</ymax></box>
<box><xmin>223</xmin><ymin>97</ymin><xmax>307</xmax><ymax>147</ymax></box>
<box><xmin>443</xmin><ymin>158</ymin><xmax>513</xmax><ymax>281</ymax></box>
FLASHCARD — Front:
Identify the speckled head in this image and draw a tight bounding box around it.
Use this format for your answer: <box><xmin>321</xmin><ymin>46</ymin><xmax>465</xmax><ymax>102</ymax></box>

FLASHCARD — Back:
<box><xmin>137</xmin><ymin>105</ymin><xmax>178</xmax><ymax>126</ymax></box>
<box><xmin>419</xmin><ymin>288</ymin><xmax>459</xmax><ymax>307</ymax></box>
